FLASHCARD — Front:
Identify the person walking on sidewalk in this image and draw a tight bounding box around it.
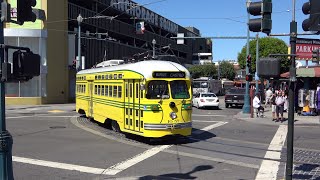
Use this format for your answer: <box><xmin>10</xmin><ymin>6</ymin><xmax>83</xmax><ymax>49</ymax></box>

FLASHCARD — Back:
<box><xmin>265</xmin><ymin>87</ymin><xmax>273</xmax><ymax>108</ymax></box>
<box><xmin>275</xmin><ymin>91</ymin><xmax>285</xmax><ymax>122</ymax></box>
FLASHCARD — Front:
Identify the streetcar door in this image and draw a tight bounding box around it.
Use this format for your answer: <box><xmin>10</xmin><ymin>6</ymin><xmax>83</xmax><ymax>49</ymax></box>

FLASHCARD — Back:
<box><xmin>124</xmin><ymin>80</ymin><xmax>135</xmax><ymax>131</ymax></box>
<box><xmin>88</xmin><ymin>81</ymin><xmax>94</xmax><ymax>117</ymax></box>
<box><xmin>134</xmin><ymin>80</ymin><xmax>142</xmax><ymax>132</ymax></box>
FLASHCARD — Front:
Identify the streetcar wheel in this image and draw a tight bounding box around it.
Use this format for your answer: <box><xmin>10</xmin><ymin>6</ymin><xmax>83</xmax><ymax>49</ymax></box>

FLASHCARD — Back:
<box><xmin>111</xmin><ymin>120</ymin><xmax>121</xmax><ymax>132</ymax></box>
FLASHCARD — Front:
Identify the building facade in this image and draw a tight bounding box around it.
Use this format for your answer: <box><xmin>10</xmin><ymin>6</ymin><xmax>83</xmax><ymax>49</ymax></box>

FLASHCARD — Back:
<box><xmin>4</xmin><ymin>0</ymin><xmax>211</xmax><ymax>105</ymax></box>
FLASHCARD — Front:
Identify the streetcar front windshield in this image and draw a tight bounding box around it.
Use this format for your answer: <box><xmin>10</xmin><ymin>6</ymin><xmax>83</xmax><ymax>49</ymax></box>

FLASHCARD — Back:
<box><xmin>146</xmin><ymin>80</ymin><xmax>170</xmax><ymax>99</ymax></box>
<box><xmin>170</xmin><ymin>80</ymin><xmax>190</xmax><ymax>99</ymax></box>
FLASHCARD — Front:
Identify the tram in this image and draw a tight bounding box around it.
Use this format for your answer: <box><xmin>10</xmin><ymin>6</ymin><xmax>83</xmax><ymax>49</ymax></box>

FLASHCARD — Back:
<box><xmin>76</xmin><ymin>60</ymin><xmax>193</xmax><ymax>138</ymax></box>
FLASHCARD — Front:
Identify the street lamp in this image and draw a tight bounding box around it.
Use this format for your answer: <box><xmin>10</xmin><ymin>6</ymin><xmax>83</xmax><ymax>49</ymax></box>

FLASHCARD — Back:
<box><xmin>152</xmin><ymin>39</ymin><xmax>156</xmax><ymax>59</ymax></box>
<box><xmin>77</xmin><ymin>14</ymin><xmax>83</xmax><ymax>70</ymax></box>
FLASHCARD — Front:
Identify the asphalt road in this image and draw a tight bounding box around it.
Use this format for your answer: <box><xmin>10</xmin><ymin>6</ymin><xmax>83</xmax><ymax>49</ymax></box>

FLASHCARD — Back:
<box><xmin>5</xmin><ymin>99</ymin><xmax>320</xmax><ymax>180</ymax></box>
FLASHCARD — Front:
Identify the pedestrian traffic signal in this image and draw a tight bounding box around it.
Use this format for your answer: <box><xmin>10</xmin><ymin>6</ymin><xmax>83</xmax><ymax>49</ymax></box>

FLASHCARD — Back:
<box><xmin>246</xmin><ymin>74</ymin><xmax>253</xmax><ymax>82</ymax></box>
<box><xmin>312</xmin><ymin>49</ymin><xmax>320</xmax><ymax>61</ymax></box>
<box><xmin>12</xmin><ymin>50</ymin><xmax>40</xmax><ymax>81</ymax></box>
<box><xmin>247</xmin><ymin>0</ymin><xmax>272</xmax><ymax>35</ymax></box>
<box><xmin>247</xmin><ymin>54</ymin><xmax>252</xmax><ymax>74</ymax></box>
<box><xmin>17</xmin><ymin>0</ymin><xmax>37</xmax><ymax>25</ymax></box>
<box><xmin>302</xmin><ymin>0</ymin><xmax>320</xmax><ymax>31</ymax></box>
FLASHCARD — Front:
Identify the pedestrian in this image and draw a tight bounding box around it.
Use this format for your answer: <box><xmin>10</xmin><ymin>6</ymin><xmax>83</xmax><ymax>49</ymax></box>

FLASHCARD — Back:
<box><xmin>270</xmin><ymin>93</ymin><xmax>277</xmax><ymax>120</ymax></box>
<box><xmin>265</xmin><ymin>87</ymin><xmax>273</xmax><ymax>108</ymax></box>
<box><xmin>283</xmin><ymin>91</ymin><xmax>288</xmax><ymax>112</ymax></box>
<box><xmin>275</xmin><ymin>91</ymin><xmax>285</xmax><ymax>122</ymax></box>
<box><xmin>253</xmin><ymin>93</ymin><xmax>264</xmax><ymax>117</ymax></box>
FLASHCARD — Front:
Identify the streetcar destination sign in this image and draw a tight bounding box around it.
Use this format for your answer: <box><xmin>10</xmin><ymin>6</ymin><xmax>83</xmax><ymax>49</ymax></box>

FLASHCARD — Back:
<box><xmin>152</xmin><ymin>72</ymin><xmax>185</xmax><ymax>78</ymax></box>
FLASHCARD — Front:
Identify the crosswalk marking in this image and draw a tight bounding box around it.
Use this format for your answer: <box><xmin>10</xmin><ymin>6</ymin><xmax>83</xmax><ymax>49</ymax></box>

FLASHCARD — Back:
<box><xmin>255</xmin><ymin>125</ymin><xmax>287</xmax><ymax>180</ymax></box>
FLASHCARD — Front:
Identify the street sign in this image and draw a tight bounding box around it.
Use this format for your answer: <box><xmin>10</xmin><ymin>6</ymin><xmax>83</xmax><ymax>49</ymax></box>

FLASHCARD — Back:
<box><xmin>177</xmin><ymin>33</ymin><xmax>184</xmax><ymax>44</ymax></box>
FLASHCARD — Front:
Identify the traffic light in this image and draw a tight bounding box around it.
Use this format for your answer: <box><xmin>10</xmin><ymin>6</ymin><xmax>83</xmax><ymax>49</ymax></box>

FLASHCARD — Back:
<box><xmin>247</xmin><ymin>0</ymin><xmax>272</xmax><ymax>35</ymax></box>
<box><xmin>247</xmin><ymin>54</ymin><xmax>252</xmax><ymax>74</ymax></box>
<box><xmin>136</xmin><ymin>21</ymin><xmax>145</xmax><ymax>34</ymax></box>
<box><xmin>17</xmin><ymin>0</ymin><xmax>37</xmax><ymax>25</ymax></box>
<box><xmin>257</xmin><ymin>57</ymin><xmax>280</xmax><ymax>78</ymax></box>
<box><xmin>302</xmin><ymin>0</ymin><xmax>320</xmax><ymax>31</ymax></box>
<box><xmin>312</xmin><ymin>49</ymin><xmax>320</xmax><ymax>61</ymax></box>
<box><xmin>246</xmin><ymin>74</ymin><xmax>253</xmax><ymax>82</ymax></box>
<box><xmin>12</xmin><ymin>50</ymin><xmax>40</xmax><ymax>81</ymax></box>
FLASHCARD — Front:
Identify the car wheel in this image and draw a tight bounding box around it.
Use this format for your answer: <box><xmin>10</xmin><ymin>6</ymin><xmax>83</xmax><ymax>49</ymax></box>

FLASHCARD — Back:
<box><xmin>225</xmin><ymin>103</ymin><xmax>229</xmax><ymax>108</ymax></box>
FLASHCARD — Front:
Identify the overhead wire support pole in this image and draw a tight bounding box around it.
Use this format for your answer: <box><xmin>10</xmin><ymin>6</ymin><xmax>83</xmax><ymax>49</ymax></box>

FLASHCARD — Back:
<box><xmin>0</xmin><ymin>0</ymin><xmax>14</xmax><ymax>179</ymax></box>
<box><xmin>286</xmin><ymin>0</ymin><xmax>297</xmax><ymax>179</ymax></box>
<box><xmin>255</xmin><ymin>33</ymin><xmax>259</xmax><ymax>95</ymax></box>
<box><xmin>170</xmin><ymin>36</ymin><xmax>255</xmax><ymax>39</ymax></box>
<box><xmin>77</xmin><ymin>14</ymin><xmax>83</xmax><ymax>71</ymax></box>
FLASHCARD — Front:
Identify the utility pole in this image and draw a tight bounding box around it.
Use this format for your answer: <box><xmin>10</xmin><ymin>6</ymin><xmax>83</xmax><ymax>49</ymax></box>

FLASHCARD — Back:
<box><xmin>152</xmin><ymin>39</ymin><xmax>156</xmax><ymax>59</ymax></box>
<box><xmin>77</xmin><ymin>14</ymin><xmax>83</xmax><ymax>71</ymax></box>
<box><xmin>0</xmin><ymin>0</ymin><xmax>14</xmax><ymax>179</ymax></box>
<box><xmin>243</xmin><ymin>0</ymin><xmax>251</xmax><ymax>114</ymax></box>
<box><xmin>286</xmin><ymin>0</ymin><xmax>297</xmax><ymax>179</ymax></box>
<box><xmin>255</xmin><ymin>33</ymin><xmax>259</xmax><ymax>94</ymax></box>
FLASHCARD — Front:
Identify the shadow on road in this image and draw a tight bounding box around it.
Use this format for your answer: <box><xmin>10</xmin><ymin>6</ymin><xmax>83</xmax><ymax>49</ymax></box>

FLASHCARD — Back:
<box><xmin>124</xmin><ymin>128</ymin><xmax>216</xmax><ymax>146</ymax></box>
<box><xmin>138</xmin><ymin>165</ymin><xmax>213</xmax><ymax>180</ymax></box>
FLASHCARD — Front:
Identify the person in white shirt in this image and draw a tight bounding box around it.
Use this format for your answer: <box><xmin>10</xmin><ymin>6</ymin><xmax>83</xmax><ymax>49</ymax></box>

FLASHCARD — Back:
<box><xmin>265</xmin><ymin>87</ymin><xmax>273</xmax><ymax>108</ymax></box>
<box><xmin>253</xmin><ymin>93</ymin><xmax>264</xmax><ymax>117</ymax></box>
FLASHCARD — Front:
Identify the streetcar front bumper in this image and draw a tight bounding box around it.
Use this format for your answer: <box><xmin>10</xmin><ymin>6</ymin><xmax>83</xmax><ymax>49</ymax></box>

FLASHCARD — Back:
<box><xmin>144</xmin><ymin>122</ymin><xmax>192</xmax><ymax>130</ymax></box>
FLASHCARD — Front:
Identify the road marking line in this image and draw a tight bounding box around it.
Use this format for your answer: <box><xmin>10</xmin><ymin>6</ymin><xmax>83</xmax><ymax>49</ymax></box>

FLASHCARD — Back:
<box><xmin>13</xmin><ymin>156</ymin><xmax>109</xmax><ymax>175</ymax></box>
<box><xmin>255</xmin><ymin>125</ymin><xmax>287</xmax><ymax>180</ymax></box>
<box><xmin>102</xmin><ymin>121</ymin><xmax>228</xmax><ymax>175</ymax></box>
<box><xmin>102</xmin><ymin>145</ymin><xmax>171</xmax><ymax>175</ymax></box>
<box><xmin>192</xmin><ymin>120</ymin><xmax>221</xmax><ymax>123</ymax></box>
<box><xmin>165</xmin><ymin>150</ymin><xmax>259</xmax><ymax>169</ymax></box>
<box><xmin>192</xmin><ymin>114</ymin><xmax>225</xmax><ymax>117</ymax></box>
<box><xmin>7</xmin><ymin>115</ymin><xmax>75</xmax><ymax>119</ymax></box>
<box><xmin>193</xmin><ymin>122</ymin><xmax>228</xmax><ymax>135</ymax></box>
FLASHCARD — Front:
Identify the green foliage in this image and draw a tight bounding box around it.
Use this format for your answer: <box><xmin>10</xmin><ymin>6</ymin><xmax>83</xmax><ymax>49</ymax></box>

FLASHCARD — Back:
<box><xmin>188</xmin><ymin>64</ymin><xmax>217</xmax><ymax>79</ymax></box>
<box><xmin>237</xmin><ymin>37</ymin><xmax>289</xmax><ymax>74</ymax></box>
<box><xmin>219</xmin><ymin>61</ymin><xmax>236</xmax><ymax>80</ymax></box>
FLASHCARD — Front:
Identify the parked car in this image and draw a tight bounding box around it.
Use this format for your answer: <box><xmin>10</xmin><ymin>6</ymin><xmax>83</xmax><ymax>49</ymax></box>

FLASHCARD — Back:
<box><xmin>192</xmin><ymin>93</ymin><xmax>219</xmax><ymax>109</ymax></box>
<box><xmin>225</xmin><ymin>88</ymin><xmax>245</xmax><ymax>108</ymax></box>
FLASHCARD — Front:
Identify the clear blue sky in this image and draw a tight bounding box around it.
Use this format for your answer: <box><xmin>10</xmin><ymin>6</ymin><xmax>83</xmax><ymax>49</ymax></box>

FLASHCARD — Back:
<box><xmin>134</xmin><ymin>0</ymin><xmax>316</xmax><ymax>62</ymax></box>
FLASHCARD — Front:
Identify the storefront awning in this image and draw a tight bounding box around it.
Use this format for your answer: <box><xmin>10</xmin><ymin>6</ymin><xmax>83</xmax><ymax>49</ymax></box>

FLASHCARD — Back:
<box><xmin>280</xmin><ymin>67</ymin><xmax>320</xmax><ymax>78</ymax></box>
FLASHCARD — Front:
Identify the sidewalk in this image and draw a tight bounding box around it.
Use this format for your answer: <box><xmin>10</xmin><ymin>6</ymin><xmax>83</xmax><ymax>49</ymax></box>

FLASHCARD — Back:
<box><xmin>235</xmin><ymin>106</ymin><xmax>320</xmax><ymax>126</ymax></box>
<box><xmin>5</xmin><ymin>104</ymin><xmax>76</xmax><ymax>114</ymax></box>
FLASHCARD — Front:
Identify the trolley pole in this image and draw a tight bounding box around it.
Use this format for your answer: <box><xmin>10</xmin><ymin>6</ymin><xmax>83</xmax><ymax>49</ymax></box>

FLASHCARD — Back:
<box><xmin>243</xmin><ymin>0</ymin><xmax>251</xmax><ymax>114</ymax></box>
<box><xmin>0</xmin><ymin>0</ymin><xmax>14</xmax><ymax>178</ymax></box>
<box><xmin>286</xmin><ymin>0</ymin><xmax>297</xmax><ymax>179</ymax></box>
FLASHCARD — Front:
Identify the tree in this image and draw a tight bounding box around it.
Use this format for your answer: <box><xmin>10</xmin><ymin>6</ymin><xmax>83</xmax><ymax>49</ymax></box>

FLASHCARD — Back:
<box><xmin>237</xmin><ymin>37</ymin><xmax>289</xmax><ymax>74</ymax></box>
<box><xmin>219</xmin><ymin>61</ymin><xmax>236</xmax><ymax>80</ymax></box>
<box><xmin>188</xmin><ymin>64</ymin><xmax>217</xmax><ymax>79</ymax></box>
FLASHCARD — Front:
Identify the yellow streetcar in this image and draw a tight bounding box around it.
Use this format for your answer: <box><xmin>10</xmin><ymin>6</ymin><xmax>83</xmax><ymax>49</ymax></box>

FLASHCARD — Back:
<box><xmin>76</xmin><ymin>60</ymin><xmax>192</xmax><ymax>138</ymax></box>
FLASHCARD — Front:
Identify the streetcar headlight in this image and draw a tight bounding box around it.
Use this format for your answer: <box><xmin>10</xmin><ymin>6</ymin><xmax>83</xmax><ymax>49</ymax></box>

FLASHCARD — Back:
<box><xmin>170</xmin><ymin>112</ymin><xmax>177</xmax><ymax>119</ymax></box>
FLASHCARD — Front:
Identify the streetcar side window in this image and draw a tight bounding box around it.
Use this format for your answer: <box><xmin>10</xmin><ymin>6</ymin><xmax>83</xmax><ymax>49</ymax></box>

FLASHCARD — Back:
<box><xmin>109</xmin><ymin>85</ymin><xmax>112</xmax><ymax>97</ymax></box>
<box><xmin>118</xmin><ymin>86</ymin><xmax>122</xmax><ymax>98</ymax></box>
<box><xmin>105</xmin><ymin>85</ymin><xmax>108</xmax><ymax>96</ymax></box>
<box><xmin>146</xmin><ymin>80</ymin><xmax>169</xmax><ymax>99</ymax></box>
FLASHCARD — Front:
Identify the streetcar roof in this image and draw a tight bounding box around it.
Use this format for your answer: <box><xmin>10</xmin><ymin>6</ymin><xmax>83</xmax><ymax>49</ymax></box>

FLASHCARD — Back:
<box><xmin>77</xmin><ymin>60</ymin><xmax>190</xmax><ymax>79</ymax></box>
